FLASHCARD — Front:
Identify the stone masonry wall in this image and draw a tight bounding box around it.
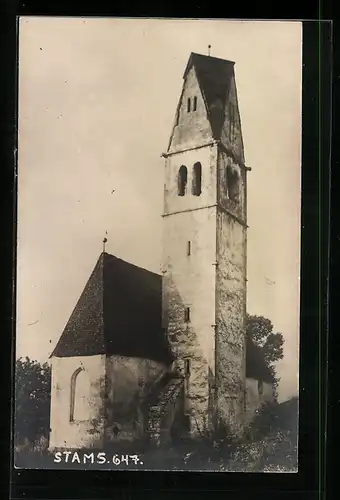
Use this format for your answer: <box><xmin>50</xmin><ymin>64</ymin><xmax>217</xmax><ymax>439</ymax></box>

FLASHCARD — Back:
<box><xmin>105</xmin><ymin>355</ymin><xmax>166</xmax><ymax>444</ymax></box>
<box><xmin>147</xmin><ymin>377</ymin><xmax>184</xmax><ymax>446</ymax></box>
<box><xmin>215</xmin><ymin>209</ymin><xmax>246</xmax><ymax>437</ymax></box>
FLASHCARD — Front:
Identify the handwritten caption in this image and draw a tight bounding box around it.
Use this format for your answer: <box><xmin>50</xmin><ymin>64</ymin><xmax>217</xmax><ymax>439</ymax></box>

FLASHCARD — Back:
<box><xmin>54</xmin><ymin>451</ymin><xmax>143</xmax><ymax>465</ymax></box>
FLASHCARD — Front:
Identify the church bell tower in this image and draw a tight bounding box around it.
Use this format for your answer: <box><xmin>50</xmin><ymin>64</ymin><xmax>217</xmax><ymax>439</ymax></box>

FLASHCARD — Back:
<box><xmin>161</xmin><ymin>52</ymin><xmax>249</xmax><ymax>438</ymax></box>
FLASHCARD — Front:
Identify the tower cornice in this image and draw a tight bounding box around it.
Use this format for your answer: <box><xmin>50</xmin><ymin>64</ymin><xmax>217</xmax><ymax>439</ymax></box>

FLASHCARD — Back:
<box><xmin>162</xmin><ymin>203</ymin><xmax>248</xmax><ymax>228</ymax></box>
<box><xmin>161</xmin><ymin>140</ymin><xmax>218</xmax><ymax>158</ymax></box>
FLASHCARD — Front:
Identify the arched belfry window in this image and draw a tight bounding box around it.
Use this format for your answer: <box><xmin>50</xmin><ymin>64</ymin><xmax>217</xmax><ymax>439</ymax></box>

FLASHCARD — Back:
<box><xmin>192</xmin><ymin>162</ymin><xmax>202</xmax><ymax>196</ymax></box>
<box><xmin>178</xmin><ymin>165</ymin><xmax>188</xmax><ymax>196</ymax></box>
<box><xmin>226</xmin><ymin>165</ymin><xmax>239</xmax><ymax>202</ymax></box>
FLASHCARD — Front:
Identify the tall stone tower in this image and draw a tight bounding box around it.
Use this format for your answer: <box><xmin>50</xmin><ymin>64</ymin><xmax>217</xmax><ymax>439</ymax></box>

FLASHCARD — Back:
<box><xmin>161</xmin><ymin>52</ymin><xmax>249</xmax><ymax>438</ymax></box>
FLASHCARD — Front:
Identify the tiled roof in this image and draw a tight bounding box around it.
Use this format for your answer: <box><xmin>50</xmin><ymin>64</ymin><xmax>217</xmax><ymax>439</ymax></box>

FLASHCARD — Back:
<box><xmin>50</xmin><ymin>253</ymin><xmax>173</xmax><ymax>365</ymax></box>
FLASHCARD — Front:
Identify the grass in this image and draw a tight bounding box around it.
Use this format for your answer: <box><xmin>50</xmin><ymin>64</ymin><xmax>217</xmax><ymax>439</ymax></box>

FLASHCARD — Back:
<box><xmin>14</xmin><ymin>399</ymin><xmax>299</xmax><ymax>472</ymax></box>
<box><xmin>14</xmin><ymin>430</ymin><xmax>297</xmax><ymax>472</ymax></box>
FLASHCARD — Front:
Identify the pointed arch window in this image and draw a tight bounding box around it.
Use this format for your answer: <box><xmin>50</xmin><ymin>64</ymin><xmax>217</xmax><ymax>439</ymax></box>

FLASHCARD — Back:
<box><xmin>192</xmin><ymin>162</ymin><xmax>202</xmax><ymax>196</ymax></box>
<box><xmin>226</xmin><ymin>165</ymin><xmax>239</xmax><ymax>202</ymax></box>
<box><xmin>187</xmin><ymin>98</ymin><xmax>191</xmax><ymax>113</ymax></box>
<box><xmin>178</xmin><ymin>165</ymin><xmax>188</xmax><ymax>196</ymax></box>
<box><xmin>69</xmin><ymin>367</ymin><xmax>91</xmax><ymax>423</ymax></box>
<box><xmin>70</xmin><ymin>367</ymin><xmax>84</xmax><ymax>422</ymax></box>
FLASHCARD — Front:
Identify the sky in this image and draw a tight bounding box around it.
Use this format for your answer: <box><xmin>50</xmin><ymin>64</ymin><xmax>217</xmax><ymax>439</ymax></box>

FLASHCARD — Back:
<box><xmin>16</xmin><ymin>18</ymin><xmax>302</xmax><ymax>402</ymax></box>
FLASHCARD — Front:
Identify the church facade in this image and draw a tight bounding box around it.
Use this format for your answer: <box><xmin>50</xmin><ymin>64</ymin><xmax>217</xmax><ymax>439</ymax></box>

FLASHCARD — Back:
<box><xmin>49</xmin><ymin>52</ymin><xmax>274</xmax><ymax>451</ymax></box>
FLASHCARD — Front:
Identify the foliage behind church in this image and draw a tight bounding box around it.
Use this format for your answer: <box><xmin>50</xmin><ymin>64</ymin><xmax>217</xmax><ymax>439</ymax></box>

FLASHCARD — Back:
<box><xmin>14</xmin><ymin>357</ymin><xmax>51</xmax><ymax>449</ymax></box>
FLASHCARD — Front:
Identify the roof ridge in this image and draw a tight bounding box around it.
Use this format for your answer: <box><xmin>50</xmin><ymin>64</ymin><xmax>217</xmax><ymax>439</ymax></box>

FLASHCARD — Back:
<box><xmin>183</xmin><ymin>51</ymin><xmax>235</xmax><ymax>79</ymax></box>
<box><xmin>103</xmin><ymin>252</ymin><xmax>161</xmax><ymax>278</ymax></box>
<box><xmin>191</xmin><ymin>51</ymin><xmax>235</xmax><ymax>64</ymax></box>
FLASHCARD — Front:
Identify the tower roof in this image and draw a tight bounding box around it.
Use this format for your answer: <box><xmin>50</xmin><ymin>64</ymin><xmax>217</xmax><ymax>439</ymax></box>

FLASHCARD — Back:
<box><xmin>184</xmin><ymin>52</ymin><xmax>235</xmax><ymax>139</ymax></box>
<box><xmin>50</xmin><ymin>252</ymin><xmax>173</xmax><ymax>365</ymax></box>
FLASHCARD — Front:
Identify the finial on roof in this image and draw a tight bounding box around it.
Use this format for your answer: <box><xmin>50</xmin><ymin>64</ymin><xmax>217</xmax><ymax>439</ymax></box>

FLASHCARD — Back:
<box><xmin>208</xmin><ymin>45</ymin><xmax>211</xmax><ymax>56</ymax></box>
<box><xmin>103</xmin><ymin>231</ymin><xmax>108</xmax><ymax>253</ymax></box>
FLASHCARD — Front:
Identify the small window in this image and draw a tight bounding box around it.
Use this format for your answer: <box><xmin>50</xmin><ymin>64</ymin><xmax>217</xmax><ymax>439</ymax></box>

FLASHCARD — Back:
<box><xmin>184</xmin><ymin>359</ymin><xmax>191</xmax><ymax>377</ymax></box>
<box><xmin>178</xmin><ymin>165</ymin><xmax>188</xmax><ymax>196</ymax></box>
<box><xmin>187</xmin><ymin>241</ymin><xmax>191</xmax><ymax>256</ymax></box>
<box><xmin>258</xmin><ymin>380</ymin><xmax>264</xmax><ymax>395</ymax></box>
<box><xmin>192</xmin><ymin>162</ymin><xmax>202</xmax><ymax>196</ymax></box>
<box><xmin>187</xmin><ymin>98</ymin><xmax>191</xmax><ymax>112</ymax></box>
<box><xmin>184</xmin><ymin>307</ymin><xmax>190</xmax><ymax>322</ymax></box>
<box><xmin>193</xmin><ymin>96</ymin><xmax>197</xmax><ymax>111</ymax></box>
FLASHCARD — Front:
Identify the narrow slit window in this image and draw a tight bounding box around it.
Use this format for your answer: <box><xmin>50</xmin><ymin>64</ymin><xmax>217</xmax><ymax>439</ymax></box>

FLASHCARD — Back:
<box><xmin>258</xmin><ymin>380</ymin><xmax>264</xmax><ymax>395</ymax></box>
<box><xmin>187</xmin><ymin>241</ymin><xmax>191</xmax><ymax>256</ymax></box>
<box><xmin>184</xmin><ymin>307</ymin><xmax>190</xmax><ymax>322</ymax></box>
<box><xmin>193</xmin><ymin>96</ymin><xmax>197</xmax><ymax>111</ymax></box>
<box><xmin>192</xmin><ymin>162</ymin><xmax>202</xmax><ymax>196</ymax></box>
<box><xmin>177</xmin><ymin>165</ymin><xmax>188</xmax><ymax>196</ymax></box>
<box><xmin>232</xmin><ymin>109</ymin><xmax>235</xmax><ymax>137</ymax></box>
<box><xmin>184</xmin><ymin>359</ymin><xmax>191</xmax><ymax>377</ymax></box>
<box><xmin>229</xmin><ymin>102</ymin><xmax>235</xmax><ymax>140</ymax></box>
<box><xmin>187</xmin><ymin>98</ymin><xmax>191</xmax><ymax>112</ymax></box>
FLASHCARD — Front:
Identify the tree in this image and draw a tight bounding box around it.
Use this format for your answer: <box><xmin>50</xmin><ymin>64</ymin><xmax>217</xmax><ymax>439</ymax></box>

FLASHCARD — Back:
<box><xmin>246</xmin><ymin>314</ymin><xmax>284</xmax><ymax>395</ymax></box>
<box><xmin>246</xmin><ymin>314</ymin><xmax>284</xmax><ymax>365</ymax></box>
<box><xmin>15</xmin><ymin>357</ymin><xmax>51</xmax><ymax>445</ymax></box>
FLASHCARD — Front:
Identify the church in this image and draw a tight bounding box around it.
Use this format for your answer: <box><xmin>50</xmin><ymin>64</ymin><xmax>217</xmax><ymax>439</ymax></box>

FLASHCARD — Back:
<box><xmin>49</xmin><ymin>52</ymin><xmax>274</xmax><ymax>451</ymax></box>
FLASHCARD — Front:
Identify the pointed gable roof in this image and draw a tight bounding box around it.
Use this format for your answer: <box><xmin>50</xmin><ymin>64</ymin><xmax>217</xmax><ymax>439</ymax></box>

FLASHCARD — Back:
<box><xmin>184</xmin><ymin>52</ymin><xmax>235</xmax><ymax>139</ymax></box>
<box><xmin>51</xmin><ymin>253</ymin><xmax>173</xmax><ymax>365</ymax></box>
